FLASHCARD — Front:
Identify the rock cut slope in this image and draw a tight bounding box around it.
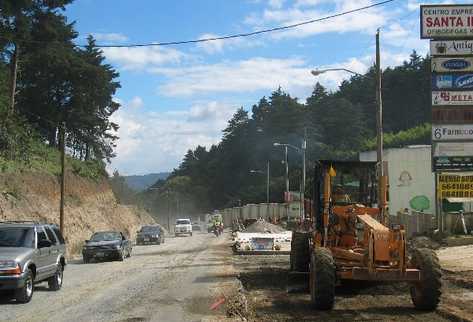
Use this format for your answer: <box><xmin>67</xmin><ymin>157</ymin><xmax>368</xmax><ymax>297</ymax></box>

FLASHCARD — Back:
<box><xmin>0</xmin><ymin>172</ymin><xmax>155</xmax><ymax>256</ymax></box>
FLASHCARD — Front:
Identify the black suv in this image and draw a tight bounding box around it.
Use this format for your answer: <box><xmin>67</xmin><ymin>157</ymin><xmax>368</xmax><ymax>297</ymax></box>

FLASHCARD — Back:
<box><xmin>136</xmin><ymin>225</ymin><xmax>165</xmax><ymax>245</ymax></box>
<box><xmin>0</xmin><ymin>221</ymin><xmax>66</xmax><ymax>303</ymax></box>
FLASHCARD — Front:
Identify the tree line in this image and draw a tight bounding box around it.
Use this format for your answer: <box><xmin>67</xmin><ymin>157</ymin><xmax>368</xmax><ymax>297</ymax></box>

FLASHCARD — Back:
<box><xmin>139</xmin><ymin>52</ymin><xmax>432</xmax><ymax>217</ymax></box>
<box><xmin>0</xmin><ymin>1</ymin><xmax>120</xmax><ymax>168</ymax></box>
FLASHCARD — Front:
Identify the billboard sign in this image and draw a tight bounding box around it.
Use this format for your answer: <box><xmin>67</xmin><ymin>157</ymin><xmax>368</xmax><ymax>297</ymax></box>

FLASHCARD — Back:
<box><xmin>432</xmin><ymin>91</ymin><xmax>473</xmax><ymax>106</ymax></box>
<box><xmin>434</xmin><ymin>142</ymin><xmax>473</xmax><ymax>157</ymax></box>
<box><xmin>432</xmin><ymin>73</ymin><xmax>473</xmax><ymax>90</ymax></box>
<box><xmin>431</xmin><ymin>40</ymin><xmax>473</xmax><ymax>56</ymax></box>
<box><xmin>432</xmin><ymin>124</ymin><xmax>473</xmax><ymax>141</ymax></box>
<box><xmin>421</xmin><ymin>5</ymin><xmax>473</xmax><ymax>39</ymax></box>
<box><xmin>434</xmin><ymin>156</ymin><xmax>473</xmax><ymax>171</ymax></box>
<box><xmin>432</xmin><ymin>57</ymin><xmax>473</xmax><ymax>73</ymax></box>
<box><xmin>432</xmin><ymin>108</ymin><xmax>473</xmax><ymax>123</ymax></box>
<box><xmin>438</xmin><ymin>172</ymin><xmax>473</xmax><ymax>198</ymax></box>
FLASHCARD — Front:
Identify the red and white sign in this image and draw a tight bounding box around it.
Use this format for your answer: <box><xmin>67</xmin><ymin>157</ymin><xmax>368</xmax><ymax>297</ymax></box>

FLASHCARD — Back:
<box><xmin>432</xmin><ymin>91</ymin><xmax>473</xmax><ymax>106</ymax></box>
<box><xmin>421</xmin><ymin>5</ymin><xmax>473</xmax><ymax>39</ymax></box>
<box><xmin>432</xmin><ymin>124</ymin><xmax>473</xmax><ymax>141</ymax></box>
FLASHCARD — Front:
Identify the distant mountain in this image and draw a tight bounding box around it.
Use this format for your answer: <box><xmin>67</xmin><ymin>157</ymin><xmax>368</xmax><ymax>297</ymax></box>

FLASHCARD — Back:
<box><xmin>123</xmin><ymin>173</ymin><xmax>170</xmax><ymax>191</ymax></box>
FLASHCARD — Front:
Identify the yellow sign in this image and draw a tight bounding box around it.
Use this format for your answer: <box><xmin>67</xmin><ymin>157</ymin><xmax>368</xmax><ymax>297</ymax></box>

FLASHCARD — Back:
<box><xmin>438</xmin><ymin>174</ymin><xmax>473</xmax><ymax>198</ymax></box>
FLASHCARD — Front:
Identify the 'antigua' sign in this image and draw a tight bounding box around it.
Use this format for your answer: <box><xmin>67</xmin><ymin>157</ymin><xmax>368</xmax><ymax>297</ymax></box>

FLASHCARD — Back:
<box><xmin>432</xmin><ymin>74</ymin><xmax>473</xmax><ymax>90</ymax></box>
<box><xmin>432</xmin><ymin>91</ymin><xmax>473</xmax><ymax>105</ymax></box>
<box><xmin>432</xmin><ymin>57</ymin><xmax>473</xmax><ymax>72</ymax></box>
<box><xmin>421</xmin><ymin>5</ymin><xmax>473</xmax><ymax>39</ymax></box>
<box><xmin>431</xmin><ymin>40</ymin><xmax>473</xmax><ymax>56</ymax></box>
<box><xmin>432</xmin><ymin>124</ymin><xmax>473</xmax><ymax>141</ymax></box>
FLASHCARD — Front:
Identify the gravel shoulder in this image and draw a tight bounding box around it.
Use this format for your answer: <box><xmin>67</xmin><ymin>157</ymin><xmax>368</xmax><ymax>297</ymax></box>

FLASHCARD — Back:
<box><xmin>0</xmin><ymin>232</ymin><xmax>232</xmax><ymax>322</ymax></box>
<box><xmin>232</xmin><ymin>252</ymin><xmax>473</xmax><ymax>322</ymax></box>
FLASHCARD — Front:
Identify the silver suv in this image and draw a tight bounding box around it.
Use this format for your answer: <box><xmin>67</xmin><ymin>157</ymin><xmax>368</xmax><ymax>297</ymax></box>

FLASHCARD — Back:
<box><xmin>0</xmin><ymin>221</ymin><xmax>66</xmax><ymax>303</ymax></box>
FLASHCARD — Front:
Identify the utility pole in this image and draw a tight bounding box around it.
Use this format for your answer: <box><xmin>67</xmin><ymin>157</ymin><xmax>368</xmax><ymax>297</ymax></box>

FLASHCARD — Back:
<box><xmin>59</xmin><ymin>122</ymin><xmax>66</xmax><ymax>235</ymax></box>
<box><xmin>285</xmin><ymin>145</ymin><xmax>289</xmax><ymax>194</ymax></box>
<box><xmin>376</xmin><ymin>29</ymin><xmax>387</xmax><ymax>223</ymax></box>
<box><xmin>302</xmin><ymin>129</ymin><xmax>307</xmax><ymax>220</ymax></box>
<box><xmin>9</xmin><ymin>43</ymin><xmax>19</xmax><ymax>115</ymax></box>
<box><xmin>266</xmin><ymin>160</ymin><xmax>270</xmax><ymax>203</ymax></box>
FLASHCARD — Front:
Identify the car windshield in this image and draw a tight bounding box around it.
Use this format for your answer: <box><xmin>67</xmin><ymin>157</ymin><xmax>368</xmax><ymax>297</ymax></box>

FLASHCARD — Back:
<box><xmin>176</xmin><ymin>220</ymin><xmax>191</xmax><ymax>225</ymax></box>
<box><xmin>90</xmin><ymin>232</ymin><xmax>121</xmax><ymax>242</ymax></box>
<box><xmin>141</xmin><ymin>226</ymin><xmax>159</xmax><ymax>233</ymax></box>
<box><xmin>0</xmin><ymin>227</ymin><xmax>35</xmax><ymax>248</ymax></box>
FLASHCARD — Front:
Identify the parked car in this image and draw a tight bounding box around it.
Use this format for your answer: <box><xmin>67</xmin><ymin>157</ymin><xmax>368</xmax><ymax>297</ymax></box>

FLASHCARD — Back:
<box><xmin>174</xmin><ymin>219</ymin><xmax>192</xmax><ymax>237</ymax></box>
<box><xmin>192</xmin><ymin>222</ymin><xmax>202</xmax><ymax>232</ymax></box>
<box><xmin>82</xmin><ymin>231</ymin><xmax>132</xmax><ymax>263</ymax></box>
<box><xmin>0</xmin><ymin>221</ymin><xmax>66</xmax><ymax>303</ymax></box>
<box><xmin>136</xmin><ymin>225</ymin><xmax>165</xmax><ymax>245</ymax></box>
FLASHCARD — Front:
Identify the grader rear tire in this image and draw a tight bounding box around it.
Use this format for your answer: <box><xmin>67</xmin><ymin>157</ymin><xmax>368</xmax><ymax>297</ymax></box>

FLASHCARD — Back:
<box><xmin>410</xmin><ymin>248</ymin><xmax>442</xmax><ymax>311</ymax></box>
<box><xmin>310</xmin><ymin>247</ymin><xmax>335</xmax><ymax>310</ymax></box>
<box><xmin>290</xmin><ymin>232</ymin><xmax>310</xmax><ymax>272</ymax></box>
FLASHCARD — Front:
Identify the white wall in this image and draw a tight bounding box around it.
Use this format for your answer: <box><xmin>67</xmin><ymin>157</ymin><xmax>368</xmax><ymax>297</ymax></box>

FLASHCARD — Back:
<box><xmin>360</xmin><ymin>146</ymin><xmax>435</xmax><ymax>214</ymax></box>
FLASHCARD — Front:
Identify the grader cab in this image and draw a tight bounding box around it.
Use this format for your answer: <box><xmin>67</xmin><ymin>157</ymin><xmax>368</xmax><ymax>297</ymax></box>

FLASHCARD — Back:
<box><xmin>290</xmin><ymin>161</ymin><xmax>441</xmax><ymax>310</ymax></box>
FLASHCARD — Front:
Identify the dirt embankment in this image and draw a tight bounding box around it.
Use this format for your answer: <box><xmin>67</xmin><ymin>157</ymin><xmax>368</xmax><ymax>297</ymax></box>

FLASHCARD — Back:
<box><xmin>0</xmin><ymin>172</ymin><xmax>155</xmax><ymax>256</ymax></box>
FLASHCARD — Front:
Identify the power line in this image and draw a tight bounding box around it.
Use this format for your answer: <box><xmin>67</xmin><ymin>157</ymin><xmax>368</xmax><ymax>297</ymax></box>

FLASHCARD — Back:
<box><xmin>1</xmin><ymin>0</ymin><xmax>395</xmax><ymax>48</ymax></box>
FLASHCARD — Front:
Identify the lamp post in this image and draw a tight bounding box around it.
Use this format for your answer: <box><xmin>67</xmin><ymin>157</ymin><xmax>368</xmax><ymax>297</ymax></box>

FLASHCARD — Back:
<box><xmin>274</xmin><ymin>142</ymin><xmax>305</xmax><ymax>219</ymax></box>
<box><xmin>250</xmin><ymin>161</ymin><xmax>270</xmax><ymax>203</ymax></box>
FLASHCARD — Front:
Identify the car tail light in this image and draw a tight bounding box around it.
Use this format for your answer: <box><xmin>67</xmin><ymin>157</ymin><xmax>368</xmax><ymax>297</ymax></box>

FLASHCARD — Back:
<box><xmin>0</xmin><ymin>264</ymin><xmax>22</xmax><ymax>275</ymax></box>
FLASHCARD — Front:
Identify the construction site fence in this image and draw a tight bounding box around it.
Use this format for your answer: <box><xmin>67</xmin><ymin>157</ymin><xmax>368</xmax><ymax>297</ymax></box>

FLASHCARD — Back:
<box><xmin>219</xmin><ymin>203</ymin><xmax>289</xmax><ymax>227</ymax></box>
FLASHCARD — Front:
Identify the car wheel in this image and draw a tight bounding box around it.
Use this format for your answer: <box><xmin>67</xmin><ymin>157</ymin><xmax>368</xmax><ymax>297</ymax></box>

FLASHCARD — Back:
<box><xmin>118</xmin><ymin>250</ymin><xmax>125</xmax><ymax>261</ymax></box>
<box><xmin>48</xmin><ymin>264</ymin><xmax>64</xmax><ymax>291</ymax></box>
<box><xmin>15</xmin><ymin>269</ymin><xmax>34</xmax><ymax>303</ymax></box>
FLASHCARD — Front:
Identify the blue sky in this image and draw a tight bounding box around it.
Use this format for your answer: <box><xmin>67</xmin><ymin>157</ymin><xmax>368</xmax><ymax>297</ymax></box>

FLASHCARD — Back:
<box><xmin>64</xmin><ymin>0</ymin><xmax>468</xmax><ymax>175</ymax></box>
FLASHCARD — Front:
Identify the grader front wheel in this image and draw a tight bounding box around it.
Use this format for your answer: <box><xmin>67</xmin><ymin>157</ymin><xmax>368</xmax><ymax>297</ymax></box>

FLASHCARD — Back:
<box><xmin>310</xmin><ymin>247</ymin><xmax>336</xmax><ymax>310</ymax></box>
<box><xmin>410</xmin><ymin>248</ymin><xmax>442</xmax><ymax>311</ymax></box>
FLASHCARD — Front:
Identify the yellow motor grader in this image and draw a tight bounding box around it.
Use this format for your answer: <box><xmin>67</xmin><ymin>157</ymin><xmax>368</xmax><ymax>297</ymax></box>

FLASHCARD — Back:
<box><xmin>289</xmin><ymin>160</ymin><xmax>441</xmax><ymax>310</ymax></box>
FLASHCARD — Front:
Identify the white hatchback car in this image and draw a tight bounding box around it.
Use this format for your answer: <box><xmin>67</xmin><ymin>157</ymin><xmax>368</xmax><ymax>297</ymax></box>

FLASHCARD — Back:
<box><xmin>174</xmin><ymin>219</ymin><xmax>192</xmax><ymax>237</ymax></box>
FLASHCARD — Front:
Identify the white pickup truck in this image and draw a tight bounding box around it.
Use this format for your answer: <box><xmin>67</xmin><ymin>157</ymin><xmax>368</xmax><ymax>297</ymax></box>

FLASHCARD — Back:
<box><xmin>174</xmin><ymin>219</ymin><xmax>193</xmax><ymax>237</ymax></box>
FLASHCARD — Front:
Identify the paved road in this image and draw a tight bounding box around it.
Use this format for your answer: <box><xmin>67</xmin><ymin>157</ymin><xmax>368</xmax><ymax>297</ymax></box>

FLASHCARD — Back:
<box><xmin>0</xmin><ymin>233</ymin><xmax>229</xmax><ymax>322</ymax></box>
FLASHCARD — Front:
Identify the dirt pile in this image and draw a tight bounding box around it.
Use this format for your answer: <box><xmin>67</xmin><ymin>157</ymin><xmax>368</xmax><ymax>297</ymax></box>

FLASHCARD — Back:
<box><xmin>0</xmin><ymin>172</ymin><xmax>155</xmax><ymax>256</ymax></box>
<box><xmin>408</xmin><ymin>236</ymin><xmax>441</xmax><ymax>250</ymax></box>
<box><xmin>244</xmin><ymin>220</ymin><xmax>286</xmax><ymax>234</ymax></box>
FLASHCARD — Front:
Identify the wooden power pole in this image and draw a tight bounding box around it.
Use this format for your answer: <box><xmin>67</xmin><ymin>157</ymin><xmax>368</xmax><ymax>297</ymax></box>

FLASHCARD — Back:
<box><xmin>60</xmin><ymin>122</ymin><xmax>66</xmax><ymax>235</ymax></box>
<box><xmin>376</xmin><ymin>29</ymin><xmax>387</xmax><ymax>223</ymax></box>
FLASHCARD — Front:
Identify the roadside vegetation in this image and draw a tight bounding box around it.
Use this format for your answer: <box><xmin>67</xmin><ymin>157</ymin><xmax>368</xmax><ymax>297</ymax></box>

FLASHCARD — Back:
<box><xmin>0</xmin><ymin>1</ymin><xmax>120</xmax><ymax>182</ymax></box>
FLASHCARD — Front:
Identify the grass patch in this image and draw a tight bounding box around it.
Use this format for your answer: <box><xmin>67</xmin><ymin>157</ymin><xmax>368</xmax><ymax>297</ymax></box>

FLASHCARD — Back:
<box><xmin>0</xmin><ymin>141</ymin><xmax>107</xmax><ymax>181</ymax></box>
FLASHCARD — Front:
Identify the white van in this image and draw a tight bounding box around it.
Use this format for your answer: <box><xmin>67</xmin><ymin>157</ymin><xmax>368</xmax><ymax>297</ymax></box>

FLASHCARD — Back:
<box><xmin>174</xmin><ymin>219</ymin><xmax>192</xmax><ymax>237</ymax></box>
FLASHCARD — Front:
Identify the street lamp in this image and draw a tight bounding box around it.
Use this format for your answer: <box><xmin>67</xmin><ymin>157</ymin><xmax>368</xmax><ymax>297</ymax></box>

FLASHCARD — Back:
<box><xmin>274</xmin><ymin>142</ymin><xmax>306</xmax><ymax>219</ymax></box>
<box><xmin>250</xmin><ymin>161</ymin><xmax>270</xmax><ymax>203</ymax></box>
<box><xmin>311</xmin><ymin>68</ymin><xmax>362</xmax><ymax>77</ymax></box>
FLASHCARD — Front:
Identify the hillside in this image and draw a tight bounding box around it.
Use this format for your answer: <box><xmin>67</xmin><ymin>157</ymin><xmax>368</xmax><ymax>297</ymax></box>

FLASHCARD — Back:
<box><xmin>0</xmin><ymin>171</ymin><xmax>155</xmax><ymax>257</ymax></box>
<box><xmin>124</xmin><ymin>172</ymin><xmax>170</xmax><ymax>191</ymax></box>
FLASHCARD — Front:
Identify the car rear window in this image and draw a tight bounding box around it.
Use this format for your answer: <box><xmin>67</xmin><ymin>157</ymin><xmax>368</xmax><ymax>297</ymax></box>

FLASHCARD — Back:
<box><xmin>176</xmin><ymin>220</ymin><xmax>191</xmax><ymax>225</ymax></box>
<box><xmin>0</xmin><ymin>227</ymin><xmax>35</xmax><ymax>248</ymax></box>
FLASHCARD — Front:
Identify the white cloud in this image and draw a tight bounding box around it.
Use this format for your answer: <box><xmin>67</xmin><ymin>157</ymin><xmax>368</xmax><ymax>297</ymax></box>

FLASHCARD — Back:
<box><xmin>268</xmin><ymin>0</ymin><xmax>285</xmax><ymax>9</ymax></box>
<box><xmin>128</xmin><ymin>96</ymin><xmax>143</xmax><ymax>109</ymax></box>
<box><xmin>91</xmin><ymin>32</ymin><xmax>128</xmax><ymax>43</ymax></box>
<box><xmin>245</xmin><ymin>0</ymin><xmax>392</xmax><ymax>39</ymax></box>
<box><xmin>102</xmin><ymin>46</ymin><xmax>185</xmax><ymax>70</ymax></box>
<box><xmin>154</xmin><ymin>57</ymin><xmax>315</xmax><ymax>97</ymax></box>
<box><xmin>196</xmin><ymin>33</ymin><xmax>262</xmax><ymax>54</ymax></box>
<box><xmin>109</xmin><ymin>101</ymin><xmax>237</xmax><ymax>174</ymax></box>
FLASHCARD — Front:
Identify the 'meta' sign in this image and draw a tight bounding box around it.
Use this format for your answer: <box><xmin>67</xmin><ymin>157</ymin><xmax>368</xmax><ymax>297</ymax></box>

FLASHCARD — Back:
<box><xmin>421</xmin><ymin>5</ymin><xmax>473</xmax><ymax>39</ymax></box>
<box><xmin>432</xmin><ymin>90</ymin><xmax>473</xmax><ymax>106</ymax></box>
